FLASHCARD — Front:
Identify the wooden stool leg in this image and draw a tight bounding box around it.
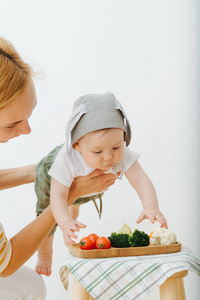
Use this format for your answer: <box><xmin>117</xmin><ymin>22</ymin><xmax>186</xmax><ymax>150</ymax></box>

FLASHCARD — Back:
<box><xmin>71</xmin><ymin>277</ymin><xmax>94</xmax><ymax>300</ymax></box>
<box><xmin>160</xmin><ymin>278</ymin><xmax>179</xmax><ymax>300</ymax></box>
<box><xmin>177</xmin><ymin>278</ymin><xmax>186</xmax><ymax>300</ymax></box>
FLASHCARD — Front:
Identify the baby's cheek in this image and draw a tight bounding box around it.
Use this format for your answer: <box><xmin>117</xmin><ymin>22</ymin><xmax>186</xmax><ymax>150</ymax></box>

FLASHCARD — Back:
<box><xmin>117</xmin><ymin>149</ymin><xmax>124</xmax><ymax>161</ymax></box>
<box><xmin>87</xmin><ymin>157</ymin><xmax>100</xmax><ymax>169</ymax></box>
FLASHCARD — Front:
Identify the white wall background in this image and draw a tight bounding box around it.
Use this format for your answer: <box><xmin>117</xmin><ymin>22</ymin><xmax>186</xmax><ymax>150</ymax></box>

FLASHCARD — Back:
<box><xmin>0</xmin><ymin>1</ymin><xmax>199</xmax><ymax>299</ymax></box>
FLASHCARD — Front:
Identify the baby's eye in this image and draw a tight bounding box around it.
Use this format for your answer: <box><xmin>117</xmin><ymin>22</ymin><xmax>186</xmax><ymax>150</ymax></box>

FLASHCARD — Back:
<box><xmin>113</xmin><ymin>146</ymin><xmax>120</xmax><ymax>150</ymax></box>
<box><xmin>93</xmin><ymin>151</ymin><xmax>102</xmax><ymax>154</ymax></box>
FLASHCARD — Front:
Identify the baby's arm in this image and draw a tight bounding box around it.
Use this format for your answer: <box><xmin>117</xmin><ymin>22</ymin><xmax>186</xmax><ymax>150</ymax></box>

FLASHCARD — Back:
<box><xmin>125</xmin><ymin>161</ymin><xmax>168</xmax><ymax>229</ymax></box>
<box><xmin>50</xmin><ymin>178</ymin><xmax>86</xmax><ymax>245</ymax></box>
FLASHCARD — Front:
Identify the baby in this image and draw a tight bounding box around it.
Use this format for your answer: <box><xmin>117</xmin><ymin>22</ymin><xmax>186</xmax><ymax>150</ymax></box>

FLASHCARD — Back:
<box><xmin>35</xmin><ymin>92</ymin><xmax>168</xmax><ymax>276</ymax></box>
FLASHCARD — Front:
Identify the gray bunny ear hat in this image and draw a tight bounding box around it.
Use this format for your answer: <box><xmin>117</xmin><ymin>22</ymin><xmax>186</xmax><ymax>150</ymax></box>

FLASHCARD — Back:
<box><xmin>66</xmin><ymin>92</ymin><xmax>132</xmax><ymax>149</ymax></box>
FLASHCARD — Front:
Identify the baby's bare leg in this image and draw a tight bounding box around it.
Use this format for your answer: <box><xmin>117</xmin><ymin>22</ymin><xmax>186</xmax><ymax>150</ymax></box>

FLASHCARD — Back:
<box><xmin>69</xmin><ymin>205</ymin><xmax>80</xmax><ymax>220</ymax></box>
<box><xmin>0</xmin><ymin>164</ymin><xmax>35</xmax><ymax>190</ymax></box>
<box><xmin>35</xmin><ymin>234</ymin><xmax>54</xmax><ymax>277</ymax></box>
<box><xmin>35</xmin><ymin>206</ymin><xmax>80</xmax><ymax>276</ymax></box>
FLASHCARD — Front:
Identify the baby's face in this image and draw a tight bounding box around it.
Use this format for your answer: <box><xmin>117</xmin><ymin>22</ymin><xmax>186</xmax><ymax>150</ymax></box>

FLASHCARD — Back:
<box><xmin>74</xmin><ymin>128</ymin><xmax>124</xmax><ymax>171</ymax></box>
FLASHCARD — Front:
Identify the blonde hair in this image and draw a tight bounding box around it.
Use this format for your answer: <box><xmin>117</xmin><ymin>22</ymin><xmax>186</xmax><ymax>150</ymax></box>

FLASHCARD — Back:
<box><xmin>0</xmin><ymin>37</ymin><xmax>33</xmax><ymax>110</ymax></box>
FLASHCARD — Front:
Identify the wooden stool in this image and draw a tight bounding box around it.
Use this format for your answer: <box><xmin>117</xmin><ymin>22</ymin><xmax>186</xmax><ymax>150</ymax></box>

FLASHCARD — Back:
<box><xmin>71</xmin><ymin>270</ymin><xmax>188</xmax><ymax>300</ymax></box>
<box><xmin>160</xmin><ymin>270</ymin><xmax>188</xmax><ymax>300</ymax></box>
<box><xmin>71</xmin><ymin>278</ymin><xmax>95</xmax><ymax>300</ymax></box>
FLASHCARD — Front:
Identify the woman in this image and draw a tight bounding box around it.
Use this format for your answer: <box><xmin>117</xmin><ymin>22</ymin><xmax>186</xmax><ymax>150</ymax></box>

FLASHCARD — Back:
<box><xmin>0</xmin><ymin>36</ymin><xmax>116</xmax><ymax>299</ymax></box>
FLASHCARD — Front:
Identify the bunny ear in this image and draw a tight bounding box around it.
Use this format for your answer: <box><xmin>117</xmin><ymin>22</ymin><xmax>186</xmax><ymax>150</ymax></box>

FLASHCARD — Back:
<box><xmin>65</xmin><ymin>104</ymin><xmax>87</xmax><ymax>150</ymax></box>
<box><xmin>115</xmin><ymin>100</ymin><xmax>132</xmax><ymax>146</ymax></box>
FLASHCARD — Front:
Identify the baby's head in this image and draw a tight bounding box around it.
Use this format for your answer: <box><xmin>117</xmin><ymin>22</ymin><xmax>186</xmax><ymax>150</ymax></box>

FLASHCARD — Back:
<box><xmin>66</xmin><ymin>92</ymin><xmax>132</xmax><ymax>170</ymax></box>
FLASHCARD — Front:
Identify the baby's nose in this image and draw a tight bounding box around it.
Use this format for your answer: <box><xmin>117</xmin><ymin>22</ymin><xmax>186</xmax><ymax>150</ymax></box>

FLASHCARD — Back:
<box><xmin>103</xmin><ymin>151</ymin><xmax>113</xmax><ymax>161</ymax></box>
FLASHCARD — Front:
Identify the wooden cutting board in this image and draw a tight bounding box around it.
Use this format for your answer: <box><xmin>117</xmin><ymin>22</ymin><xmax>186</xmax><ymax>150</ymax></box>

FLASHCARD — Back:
<box><xmin>69</xmin><ymin>242</ymin><xmax>181</xmax><ymax>259</ymax></box>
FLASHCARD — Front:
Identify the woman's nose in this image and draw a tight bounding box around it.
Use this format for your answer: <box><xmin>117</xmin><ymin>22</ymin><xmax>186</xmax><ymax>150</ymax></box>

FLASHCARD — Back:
<box><xmin>16</xmin><ymin>120</ymin><xmax>31</xmax><ymax>135</ymax></box>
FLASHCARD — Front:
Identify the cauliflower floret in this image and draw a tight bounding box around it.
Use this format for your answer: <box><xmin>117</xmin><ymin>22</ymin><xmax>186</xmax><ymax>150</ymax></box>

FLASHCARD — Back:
<box><xmin>117</xmin><ymin>223</ymin><xmax>132</xmax><ymax>236</ymax></box>
<box><xmin>150</xmin><ymin>228</ymin><xmax>177</xmax><ymax>245</ymax></box>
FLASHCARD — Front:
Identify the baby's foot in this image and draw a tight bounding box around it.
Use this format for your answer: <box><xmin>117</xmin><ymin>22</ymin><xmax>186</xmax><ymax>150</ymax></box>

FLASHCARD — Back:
<box><xmin>35</xmin><ymin>235</ymin><xmax>54</xmax><ymax>276</ymax></box>
<box><xmin>35</xmin><ymin>254</ymin><xmax>52</xmax><ymax>277</ymax></box>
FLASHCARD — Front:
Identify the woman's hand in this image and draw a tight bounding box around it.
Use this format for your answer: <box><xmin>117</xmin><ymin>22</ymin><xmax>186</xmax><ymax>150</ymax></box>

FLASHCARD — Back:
<box><xmin>68</xmin><ymin>169</ymin><xmax>117</xmax><ymax>206</ymax></box>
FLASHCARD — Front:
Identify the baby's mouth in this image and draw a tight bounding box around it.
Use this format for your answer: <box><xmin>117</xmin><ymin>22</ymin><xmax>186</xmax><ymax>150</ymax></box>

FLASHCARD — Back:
<box><xmin>104</xmin><ymin>163</ymin><xmax>113</xmax><ymax>168</ymax></box>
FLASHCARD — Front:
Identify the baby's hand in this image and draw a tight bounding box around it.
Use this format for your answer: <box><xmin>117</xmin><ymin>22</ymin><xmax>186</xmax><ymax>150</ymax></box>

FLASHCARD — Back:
<box><xmin>62</xmin><ymin>219</ymin><xmax>86</xmax><ymax>246</ymax></box>
<box><xmin>136</xmin><ymin>207</ymin><xmax>168</xmax><ymax>229</ymax></box>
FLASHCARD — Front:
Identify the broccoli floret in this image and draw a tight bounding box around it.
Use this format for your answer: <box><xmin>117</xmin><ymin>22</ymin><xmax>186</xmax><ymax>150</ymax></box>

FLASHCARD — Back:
<box><xmin>108</xmin><ymin>233</ymin><xmax>130</xmax><ymax>248</ymax></box>
<box><xmin>128</xmin><ymin>229</ymin><xmax>149</xmax><ymax>247</ymax></box>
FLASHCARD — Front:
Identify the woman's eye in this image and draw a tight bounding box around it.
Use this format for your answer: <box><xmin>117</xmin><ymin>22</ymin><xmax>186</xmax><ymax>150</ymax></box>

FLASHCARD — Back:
<box><xmin>6</xmin><ymin>125</ymin><xmax>15</xmax><ymax>129</ymax></box>
<box><xmin>113</xmin><ymin>146</ymin><xmax>120</xmax><ymax>150</ymax></box>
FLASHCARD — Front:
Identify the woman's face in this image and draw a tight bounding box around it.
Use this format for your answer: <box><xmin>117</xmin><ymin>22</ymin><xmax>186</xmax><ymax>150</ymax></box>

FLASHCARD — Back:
<box><xmin>0</xmin><ymin>80</ymin><xmax>37</xmax><ymax>143</ymax></box>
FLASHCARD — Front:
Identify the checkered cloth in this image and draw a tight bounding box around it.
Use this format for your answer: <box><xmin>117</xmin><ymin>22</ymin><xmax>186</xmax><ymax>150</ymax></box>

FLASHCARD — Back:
<box><xmin>59</xmin><ymin>248</ymin><xmax>200</xmax><ymax>300</ymax></box>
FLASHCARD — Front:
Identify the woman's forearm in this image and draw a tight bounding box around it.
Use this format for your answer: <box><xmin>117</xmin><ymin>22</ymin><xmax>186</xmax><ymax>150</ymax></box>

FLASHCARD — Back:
<box><xmin>0</xmin><ymin>206</ymin><xmax>55</xmax><ymax>277</ymax></box>
<box><xmin>0</xmin><ymin>165</ymin><xmax>35</xmax><ymax>190</ymax></box>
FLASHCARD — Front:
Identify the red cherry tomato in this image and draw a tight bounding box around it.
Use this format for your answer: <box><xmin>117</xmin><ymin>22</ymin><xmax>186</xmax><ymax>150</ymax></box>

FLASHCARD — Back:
<box><xmin>96</xmin><ymin>237</ymin><xmax>111</xmax><ymax>249</ymax></box>
<box><xmin>87</xmin><ymin>234</ymin><xmax>99</xmax><ymax>243</ymax></box>
<box><xmin>79</xmin><ymin>237</ymin><xmax>96</xmax><ymax>250</ymax></box>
